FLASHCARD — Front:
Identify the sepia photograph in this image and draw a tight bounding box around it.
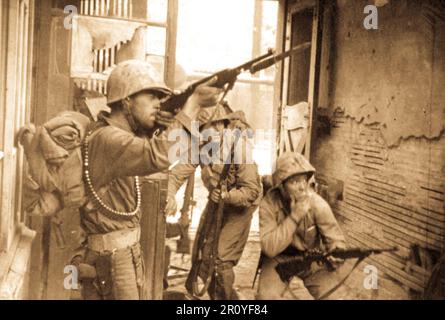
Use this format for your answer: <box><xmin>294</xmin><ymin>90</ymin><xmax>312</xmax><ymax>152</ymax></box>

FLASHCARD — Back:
<box><xmin>0</xmin><ymin>0</ymin><xmax>444</xmax><ymax>306</ymax></box>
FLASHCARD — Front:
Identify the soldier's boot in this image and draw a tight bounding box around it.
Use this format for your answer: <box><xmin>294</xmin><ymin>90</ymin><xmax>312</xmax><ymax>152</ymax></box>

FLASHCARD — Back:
<box><xmin>208</xmin><ymin>261</ymin><xmax>238</xmax><ymax>300</ymax></box>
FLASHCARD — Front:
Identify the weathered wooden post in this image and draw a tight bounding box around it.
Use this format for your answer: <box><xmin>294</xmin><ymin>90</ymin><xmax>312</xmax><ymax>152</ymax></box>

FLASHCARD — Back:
<box><xmin>139</xmin><ymin>173</ymin><xmax>168</xmax><ymax>300</ymax></box>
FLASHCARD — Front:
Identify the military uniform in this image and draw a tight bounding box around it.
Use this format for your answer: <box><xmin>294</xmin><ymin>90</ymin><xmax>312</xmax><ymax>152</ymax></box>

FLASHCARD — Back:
<box><xmin>168</xmin><ymin>107</ymin><xmax>262</xmax><ymax>299</ymax></box>
<box><xmin>78</xmin><ymin>110</ymin><xmax>196</xmax><ymax>299</ymax></box>
<box><xmin>73</xmin><ymin>60</ymin><xmax>200</xmax><ymax>300</ymax></box>
<box><xmin>257</xmin><ymin>152</ymin><xmax>347</xmax><ymax>300</ymax></box>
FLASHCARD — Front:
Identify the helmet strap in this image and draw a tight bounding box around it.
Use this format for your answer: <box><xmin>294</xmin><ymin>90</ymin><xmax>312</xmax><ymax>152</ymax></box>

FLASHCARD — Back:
<box><xmin>122</xmin><ymin>97</ymin><xmax>140</xmax><ymax>133</ymax></box>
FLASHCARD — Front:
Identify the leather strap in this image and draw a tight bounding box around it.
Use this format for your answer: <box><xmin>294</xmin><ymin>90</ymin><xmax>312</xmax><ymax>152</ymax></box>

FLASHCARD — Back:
<box><xmin>318</xmin><ymin>256</ymin><xmax>366</xmax><ymax>300</ymax></box>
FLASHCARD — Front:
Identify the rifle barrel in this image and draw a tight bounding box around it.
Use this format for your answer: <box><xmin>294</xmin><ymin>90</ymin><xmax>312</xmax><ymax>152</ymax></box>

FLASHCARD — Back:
<box><xmin>250</xmin><ymin>41</ymin><xmax>312</xmax><ymax>74</ymax></box>
<box><xmin>192</xmin><ymin>49</ymin><xmax>275</xmax><ymax>87</ymax></box>
<box><xmin>236</xmin><ymin>48</ymin><xmax>275</xmax><ymax>72</ymax></box>
<box><xmin>364</xmin><ymin>246</ymin><xmax>398</xmax><ymax>252</ymax></box>
<box><xmin>159</xmin><ymin>47</ymin><xmax>290</xmax><ymax>114</ymax></box>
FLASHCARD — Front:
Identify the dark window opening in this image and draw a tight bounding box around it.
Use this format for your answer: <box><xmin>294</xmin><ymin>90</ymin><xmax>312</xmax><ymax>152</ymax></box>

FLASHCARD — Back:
<box><xmin>286</xmin><ymin>8</ymin><xmax>313</xmax><ymax>106</ymax></box>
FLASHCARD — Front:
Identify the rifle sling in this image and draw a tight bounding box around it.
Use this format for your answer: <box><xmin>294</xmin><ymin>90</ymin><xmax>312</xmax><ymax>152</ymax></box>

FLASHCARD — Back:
<box><xmin>317</xmin><ymin>255</ymin><xmax>367</xmax><ymax>300</ymax></box>
<box><xmin>188</xmin><ymin>125</ymin><xmax>241</xmax><ymax>298</ymax></box>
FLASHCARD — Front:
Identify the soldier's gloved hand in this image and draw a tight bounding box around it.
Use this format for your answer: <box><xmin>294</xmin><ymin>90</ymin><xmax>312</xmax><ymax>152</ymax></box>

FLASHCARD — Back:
<box><xmin>164</xmin><ymin>195</ymin><xmax>177</xmax><ymax>216</ymax></box>
<box><xmin>155</xmin><ymin>111</ymin><xmax>175</xmax><ymax>127</ymax></box>
<box><xmin>289</xmin><ymin>192</ymin><xmax>311</xmax><ymax>224</ymax></box>
<box><xmin>209</xmin><ymin>188</ymin><xmax>227</xmax><ymax>203</ymax></box>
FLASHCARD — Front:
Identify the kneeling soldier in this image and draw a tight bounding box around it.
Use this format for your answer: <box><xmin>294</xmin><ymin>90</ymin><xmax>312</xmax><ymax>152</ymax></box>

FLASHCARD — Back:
<box><xmin>257</xmin><ymin>152</ymin><xmax>346</xmax><ymax>300</ymax></box>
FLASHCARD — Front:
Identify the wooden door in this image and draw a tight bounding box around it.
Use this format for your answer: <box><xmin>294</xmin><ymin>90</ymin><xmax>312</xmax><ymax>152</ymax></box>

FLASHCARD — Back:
<box><xmin>278</xmin><ymin>0</ymin><xmax>323</xmax><ymax>160</ymax></box>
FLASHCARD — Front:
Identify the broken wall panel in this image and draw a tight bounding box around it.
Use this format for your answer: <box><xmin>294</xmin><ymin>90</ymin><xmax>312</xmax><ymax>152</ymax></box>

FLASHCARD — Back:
<box><xmin>328</xmin><ymin>0</ymin><xmax>445</xmax><ymax>146</ymax></box>
<box><xmin>310</xmin><ymin>0</ymin><xmax>445</xmax><ymax>294</ymax></box>
<box><xmin>71</xmin><ymin>15</ymin><xmax>147</xmax><ymax>77</ymax></box>
<box><xmin>313</xmin><ymin>114</ymin><xmax>445</xmax><ymax>293</ymax></box>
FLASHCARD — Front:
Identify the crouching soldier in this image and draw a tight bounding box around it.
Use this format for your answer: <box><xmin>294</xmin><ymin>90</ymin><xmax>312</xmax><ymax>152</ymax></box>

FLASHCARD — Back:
<box><xmin>72</xmin><ymin>60</ymin><xmax>221</xmax><ymax>300</ymax></box>
<box><xmin>165</xmin><ymin>104</ymin><xmax>262</xmax><ymax>299</ymax></box>
<box><xmin>256</xmin><ymin>152</ymin><xmax>347</xmax><ymax>300</ymax></box>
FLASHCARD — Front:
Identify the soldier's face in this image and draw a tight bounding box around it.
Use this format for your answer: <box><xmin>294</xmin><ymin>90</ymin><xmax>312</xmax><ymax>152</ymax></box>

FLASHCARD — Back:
<box><xmin>283</xmin><ymin>174</ymin><xmax>308</xmax><ymax>199</ymax></box>
<box><xmin>129</xmin><ymin>92</ymin><xmax>161</xmax><ymax>129</ymax></box>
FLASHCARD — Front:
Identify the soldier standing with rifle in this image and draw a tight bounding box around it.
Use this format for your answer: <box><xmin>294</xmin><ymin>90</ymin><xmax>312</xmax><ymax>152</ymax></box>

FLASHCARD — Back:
<box><xmin>161</xmin><ymin>44</ymin><xmax>314</xmax><ymax>299</ymax></box>
<box><xmin>165</xmin><ymin>104</ymin><xmax>262</xmax><ymax>300</ymax></box>
<box><xmin>72</xmin><ymin>59</ymin><xmax>222</xmax><ymax>300</ymax></box>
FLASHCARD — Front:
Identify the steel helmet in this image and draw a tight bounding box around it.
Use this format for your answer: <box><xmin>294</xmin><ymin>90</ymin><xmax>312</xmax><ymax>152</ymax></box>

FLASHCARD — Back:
<box><xmin>198</xmin><ymin>104</ymin><xmax>230</xmax><ymax>124</ymax></box>
<box><xmin>106</xmin><ymin>59</ymin><xmax>172</xmax><ymax>105</ymax></box>
<box><xmin>272</xmin><ymin>152</ymin><xmax>315</xmax><ymax>189</ymax></box>
<box><xmin>197</xmin><ymin>103</ymin><xmax>248</xmax><ymax>125</ymax></box>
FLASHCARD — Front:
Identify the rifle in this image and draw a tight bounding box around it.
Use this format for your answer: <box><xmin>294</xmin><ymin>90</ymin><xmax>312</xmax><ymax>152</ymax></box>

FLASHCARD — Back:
<box><xmin>185</xmin><ymin>132</ymin><xmax>241</xmax><ymax>298</ymax></box>
<box><xmin>176</xmin><ymin>173</ymin><xmax>195</xmax><ymax>255</ymax></box>
<box><xmin>159</xmin><ymin>42</ymin><xmax>312</xmax><ymax>115</ymax></box>
<box><xmin>275</xmin><ymin>246</ymin><xmax>398</xmax><ymax>284</ymax></box>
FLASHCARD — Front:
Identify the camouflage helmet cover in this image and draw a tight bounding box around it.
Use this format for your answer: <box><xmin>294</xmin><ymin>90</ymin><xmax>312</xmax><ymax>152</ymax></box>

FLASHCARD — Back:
<box><xmin>198</xmin><ymin>104</ymin><xmax>249</xmax><ymax>128</ymax></box>
<box><xmin>272</xmin><ymin>152</ymin><xmax>315</xmax><ymax>189</ymax></box>
<box><xmin>106</xmin><ymin>59</ymin><xmax>172</xmax><ymax>105</ymax></box>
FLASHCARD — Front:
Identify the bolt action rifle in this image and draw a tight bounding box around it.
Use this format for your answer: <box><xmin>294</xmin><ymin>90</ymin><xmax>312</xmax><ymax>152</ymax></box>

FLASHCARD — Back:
<box><xmin>265</xmin><ymin>246</ymin><xmax>398</xmax><ymax>300</ymax></box>
<box><xmin>159</xmin><ymin>41</ymin><xmax>312</xmax><ymax>116</ymax></box>
<box><xmin>185</xmin><ymin>132</ymin><xmax>242</xmax><ymax>298</ymax></box>
<box><xmin>275</xmin><ymin>246</ymin><xmax>398</xmax><ymax>283</ymax></box>
<box><xmin>176</xmin><ymin>173</ymin><xmax>195</xmax><ymax>256</ymax></box>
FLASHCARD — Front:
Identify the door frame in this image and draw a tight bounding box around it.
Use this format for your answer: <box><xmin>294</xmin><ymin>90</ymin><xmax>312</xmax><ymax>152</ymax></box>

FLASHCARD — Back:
<box><xmin>277</xmin><ymin>0</ymin><xmax>323</xmax><ymax>160</ymax></box>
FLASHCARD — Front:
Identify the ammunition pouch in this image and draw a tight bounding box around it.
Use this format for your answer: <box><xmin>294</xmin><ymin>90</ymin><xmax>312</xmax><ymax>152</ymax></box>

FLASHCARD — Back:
<box><xmin>78</xmin><ymin>228</ymin><xmax>144</xmax><ymax>300</ymax></box>
<box><xmin>77</xmin><ymin>263</ymin><xmax>97</xmax><ymax>279</ymax></box>
<box><xmin>95</xmin><ymin>253</ymin><xmax>114</xmax><ymax>298</ymax></box>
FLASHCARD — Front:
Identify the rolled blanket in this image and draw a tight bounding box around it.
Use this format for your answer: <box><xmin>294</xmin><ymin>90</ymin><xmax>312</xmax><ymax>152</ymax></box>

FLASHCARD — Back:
<box><xmin>44</xmin><ymin>111</ymin><xmax>90</xmax><ymax>150</ymax></box>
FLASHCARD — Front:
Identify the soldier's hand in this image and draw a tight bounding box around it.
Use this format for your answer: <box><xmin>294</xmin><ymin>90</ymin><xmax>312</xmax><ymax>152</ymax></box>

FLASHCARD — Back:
<box><xmin>164</xmin><ymin>195</ymin><xmax>177</xmax><ymax>216</ymax></box>
<box><xmin>182</xmin><ymin>78</ymin><xmax>223</xmax><ymax>120</ymax></box>
<box><xmin>192</xmin><ymin>77</ymin><xmax>224</xmax><ymax>108</ymax></box>
<box><xmin>155</xmin><ymin>111</ymin><xmax>175</xmax><ymax>127</ymax></box>
<box><xmin>209</xmin><ymin>188</ymin><xmax>227</xmax><ymax>203</ymax></box>
<box><xmin>326</xmin><ymin>256</ymin><xmax>345</xmax><ymax>270</ymax></box>
<box><xmin>209</xmin><ymin>188</ymin><xmax>221</xmax><ymax>203</ymax></box>
<box><xmin>290</xmin><ymin>192</ymin><xmax>311</xmax><ymax>224</ymax></box>
<box><xmin>327</xmin><ymin>244</ymin><xmax>346</xmax><ymax>269</ymax></box>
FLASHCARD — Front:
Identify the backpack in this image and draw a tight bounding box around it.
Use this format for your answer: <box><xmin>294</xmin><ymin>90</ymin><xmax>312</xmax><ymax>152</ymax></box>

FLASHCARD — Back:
<box><xmin>19</xmin><ymin>111</ymin><xmax>90</xmax><ymax>239</ymax></box>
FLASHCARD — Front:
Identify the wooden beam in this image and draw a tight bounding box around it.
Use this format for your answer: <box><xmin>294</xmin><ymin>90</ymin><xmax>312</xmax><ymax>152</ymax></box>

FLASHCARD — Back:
<box><xmin>305</xmin><ymin>0</ymin><xmax>323</xmax><ymax>160</ymax></box>
<box><xmin>139</xmin><ymin>174</ymin><xmax>167</xmax><ymax>300</ymax></box>
<box><xmin>164</xmin><ymin>0</ymin><xmax>178</xmax><ymax>89</ymax></box>
<box><xmin>31</xmin><ymin>0</ymin><xmax>52</xmax><ymax>125</ymax></box>
<box><xmin>272</xmin><ymin>0</ymin><xmax>286</xmax><ymax>157</ymax></box>
<box><xmin>1</xmin><ymin>0</ymin><xmax>19</xmax><ymax>252</ymax></box>
<box><xmin>249</xmin><ymin>0</ymin><xmax>263</xmax><ymax>124</ymax></box>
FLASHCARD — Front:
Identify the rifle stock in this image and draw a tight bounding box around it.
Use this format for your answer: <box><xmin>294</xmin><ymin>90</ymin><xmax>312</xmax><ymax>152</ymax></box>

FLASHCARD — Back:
<box><xmin>185</xmin><ymin>134</ymin><xmax>240</xmax><ymax>298</ymax></box>
<box><xmin>176</xmin><ymin>174</ymin><xmax>195</xmax><ymax>254</ymax></box>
